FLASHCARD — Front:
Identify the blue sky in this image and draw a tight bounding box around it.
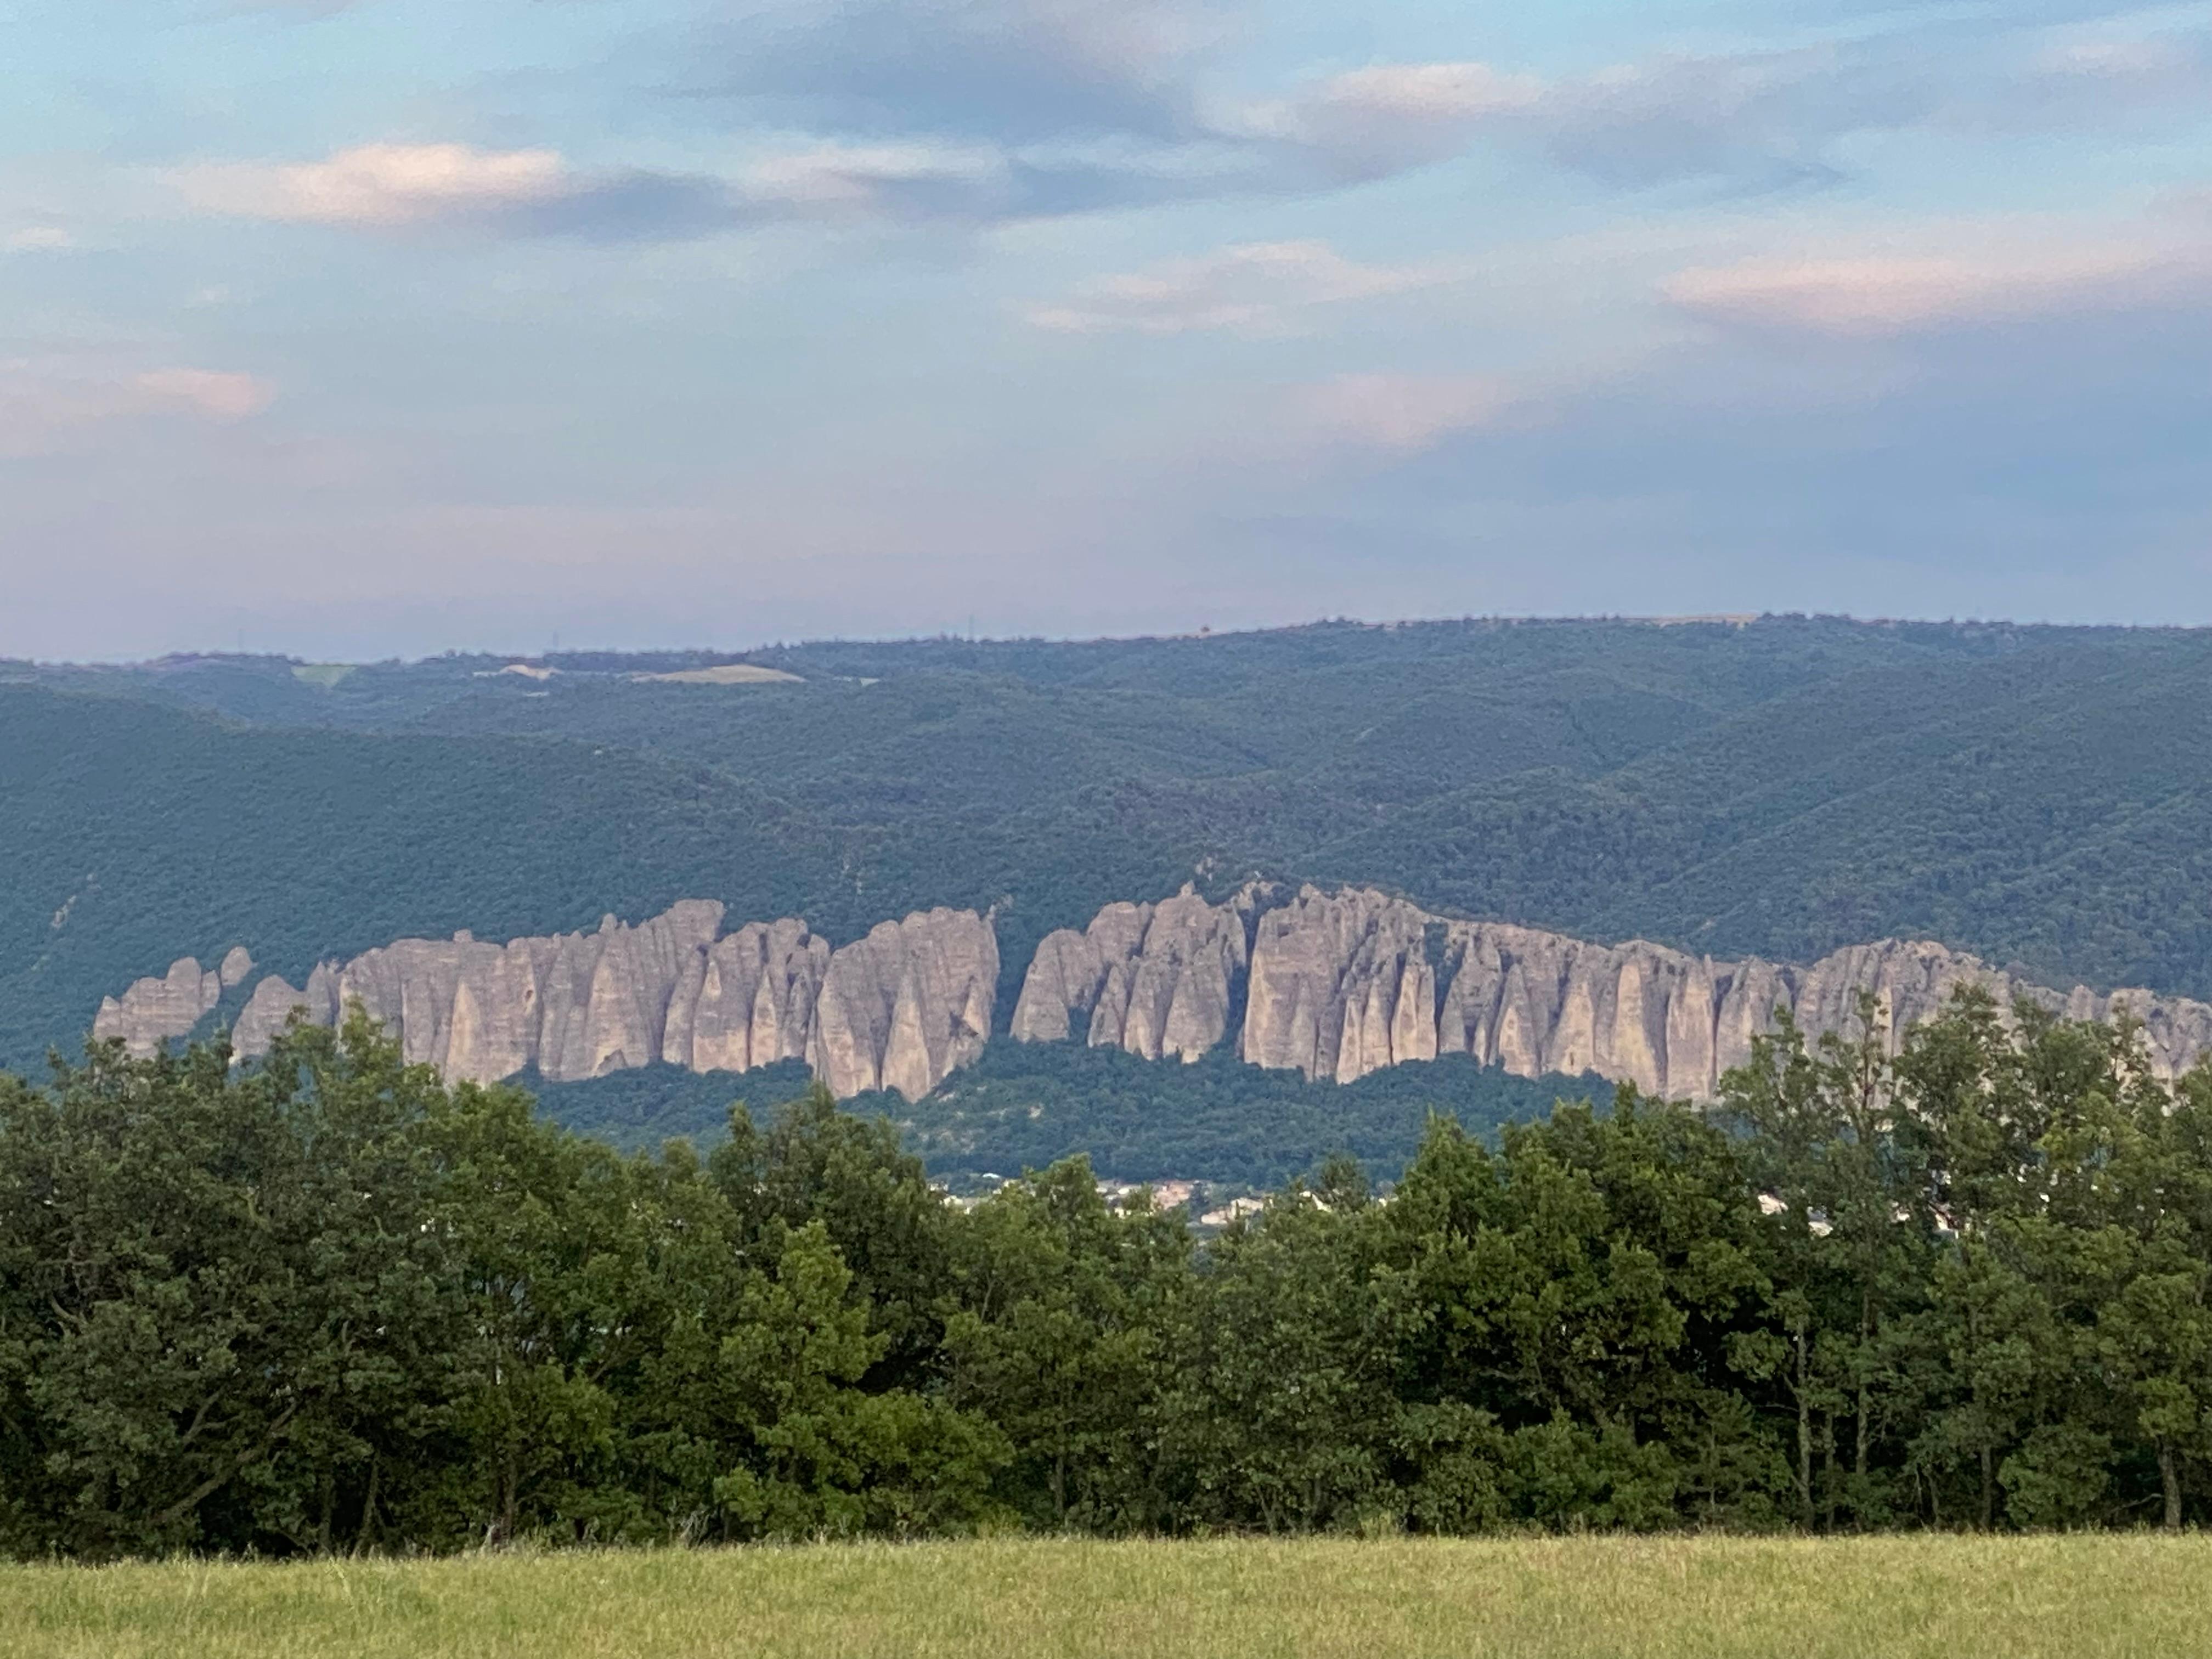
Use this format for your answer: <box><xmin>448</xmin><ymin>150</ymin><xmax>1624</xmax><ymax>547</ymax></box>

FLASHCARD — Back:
<box><xmin>4</xmin><ymin>0</ymin><xmax>2211</xmax><ymax>658</ymax></box>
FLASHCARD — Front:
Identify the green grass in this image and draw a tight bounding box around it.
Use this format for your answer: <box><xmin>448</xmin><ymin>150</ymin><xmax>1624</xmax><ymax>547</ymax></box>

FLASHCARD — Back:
<box><xmin>7</xmin><ymin>1536</ymin><xmax>2208</xmax><ymax>1658</ymax></box>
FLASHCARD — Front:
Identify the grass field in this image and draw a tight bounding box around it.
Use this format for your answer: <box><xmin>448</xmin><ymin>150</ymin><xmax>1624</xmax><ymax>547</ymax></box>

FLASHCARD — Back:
<box><xmin>7</xmin><ymin>1536</ymin><xmax>2209</xmax><ymax>1659</ymax></box>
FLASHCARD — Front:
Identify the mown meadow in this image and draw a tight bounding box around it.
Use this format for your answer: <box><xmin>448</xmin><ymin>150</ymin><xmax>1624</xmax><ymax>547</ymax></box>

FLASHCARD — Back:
<box><xmin>8</xmin><ymin>1535</ymin><xmax>2208</xmax><ymax>1659</ymax></box>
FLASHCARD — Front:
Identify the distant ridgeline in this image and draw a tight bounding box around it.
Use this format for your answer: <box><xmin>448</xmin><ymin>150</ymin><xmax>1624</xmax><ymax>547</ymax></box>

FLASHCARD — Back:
<box><xmin>91</xmin><ymin>883</ymin><xmax>2212</xmax><ymax>1104</ymax></box>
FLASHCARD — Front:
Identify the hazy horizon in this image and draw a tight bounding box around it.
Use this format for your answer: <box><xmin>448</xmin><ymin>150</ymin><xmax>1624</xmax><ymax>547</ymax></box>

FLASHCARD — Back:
<box><xmin>25</xmin><ymin>608</ymin><xmax>2212</xmax><ymax>669</ymax></box>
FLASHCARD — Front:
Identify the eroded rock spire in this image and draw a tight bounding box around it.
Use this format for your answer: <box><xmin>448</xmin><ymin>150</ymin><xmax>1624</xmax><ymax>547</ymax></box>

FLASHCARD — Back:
<box><xmin>167</xmin><ymin>904</ymin><xmax>995</xmax><ymax>1102</ymax></box>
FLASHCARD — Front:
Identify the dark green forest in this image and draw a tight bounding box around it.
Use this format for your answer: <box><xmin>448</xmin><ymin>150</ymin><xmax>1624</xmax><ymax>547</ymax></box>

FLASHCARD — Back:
<box><xmin>530</xmin><ymin>1043</ymin><xmax>1596</xmax><ymax>1188</ymax></box>
<box><xmin>6</xmin><ymin>993</ymin><xmax>2211</xmax><ymax>1557</ymax></box>
<box><xmin>16</xmin><ymin>616</ymin><xmax>2212</xmax><ymax>1086</ymax></box>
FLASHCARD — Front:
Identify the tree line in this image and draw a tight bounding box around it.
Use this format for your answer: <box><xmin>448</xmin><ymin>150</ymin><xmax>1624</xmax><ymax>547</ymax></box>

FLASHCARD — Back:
<box><xmin>3</xmin><ymin>989</ymin><xmax>2209</xmax><ymax>1557</ymax></box>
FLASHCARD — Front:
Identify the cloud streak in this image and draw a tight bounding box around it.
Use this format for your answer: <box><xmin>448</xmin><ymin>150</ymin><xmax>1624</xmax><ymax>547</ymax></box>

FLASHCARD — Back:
<box><xmin>180</xmin><ymin>143</ymin><xmax>574</xmax><ymax>226</ymax></box>
<box><xmin>1666</xmin><ymin>200</ymin><xmax>2212</xmax><ymax>335</ymax></box>
<box><xmin>702</xmin><ymin>0</ymin><xmax>1238</xmax><ymax>142</ymax></box>
<box><xmin>1024</xmin><ymin>239</ymin><xmax>1464</xmax><ymax>335</ymax></box>
<box><xmin>1289</xmin><ymin>371</ymin><xmax>1521</xmax><ymax>452</ymax></box>
<box><xmin>1250</xmin><ymin>22</ymin><xmax>2212</xmax><ymax>192</ymax></box>
<box><xmin>0</xmin><ymin>362</ymin><xmax>275</xmax><ymax>458</ymax></box>
<box><xmin>1667</xmin><ymin>249</ymin><xmax>2205</xmax><ymax>333</ymax></box>
<box><xmin>175</xmin><ymin>143</ymin><xmax>749</xmax><ymax>240</ymax></box>
<box><xmin>163</xmin><ymin>12</ymin><xmax>2212</xmax><ymax>250</ymax></box>
<box><xmin>171</xmin><ymin>136</ymin><xmax>1238</xmax><ymax>238</ymax></box>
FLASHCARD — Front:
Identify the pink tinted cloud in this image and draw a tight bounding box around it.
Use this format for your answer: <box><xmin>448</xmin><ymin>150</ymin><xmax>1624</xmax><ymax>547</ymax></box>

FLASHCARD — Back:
<box><xmin>0</xmin><ymin>363</ymin><xmax>276</xmax><ymax>456</ymax></box>
<box><xmin>1292</xmin><ymin>372</ymin><xmax>1519</xmax><ymax>452</ymax></box>
<box><xmin>1667</xmin><ymin>234</ymin><xmax>2212</xmax><ymax>335</ymax></box>
<box><xmin>742</xmin><ymin>140</ymin><xmax>1009</xmax><ymax>210</ymax></box>
<box><xmin>178</xmin><ymin>143</ymin><xmax>572</xmax><ymax>227</ymax></box>
<box><xmin>1026</xmin><ymin>240</ymin><xmax>1465</xmax><ymax>336</ymax></box>
<box><xmin>134</xmin><ymin>369</ymin><xmax>278</xmax><ymax>421</ymax></box>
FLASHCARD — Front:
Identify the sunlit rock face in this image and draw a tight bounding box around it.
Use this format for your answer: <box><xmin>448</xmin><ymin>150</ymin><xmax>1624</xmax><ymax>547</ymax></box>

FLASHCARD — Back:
<box><xmin>667</xmin><ymin>918</ymin><xmax>830</xmax><ymax>1077</ymax></box>
<box><xmin>211</xmin><ymin>903</ymin><xmax>995</xmax><ymax>1102</ymax></box>
<box><xmin>808</xmin><ymin>909</ymin><xmax>999</xmax><ymax>1101</ymax></box>
<box><xmin>1014</xmin><ymin>885</ymin><xmax>2212</xmax><ymax>1099</ymax></box>
<box><xmin>1011</xmin><ymin>885</ymin><xmax>1252</xmax><ymax>1063</ymax></box>
<box><xmin>94</xmin><ymin>882</ymin><xmax>2212</xmax><ymax>1105</ymax></box>
<box><xmin>1239</xmin><ymin>887</ymin><xmax>1437</xmax><ymax>1084</ymax></box>
<box><xmin>93</xmin><ymin>955</ymin><xmax>232</xmax><ymax>1056</ymax></box>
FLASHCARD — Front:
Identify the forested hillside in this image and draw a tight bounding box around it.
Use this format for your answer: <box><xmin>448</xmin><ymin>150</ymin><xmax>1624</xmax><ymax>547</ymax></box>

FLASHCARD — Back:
<box><xmin>0</xmin><ymin>687</ymin><xmax>847</xmax><ymax>1065</ymax></box>
<box><xmin>10</xmin><ymin>615</ymin><xmax>2212</xmax><ymax>1110</ymax></box>
<box><xmin>532</xmin><ymin>1043</ymin><xmax>1598</xmax><ymax>1186</ymax></box>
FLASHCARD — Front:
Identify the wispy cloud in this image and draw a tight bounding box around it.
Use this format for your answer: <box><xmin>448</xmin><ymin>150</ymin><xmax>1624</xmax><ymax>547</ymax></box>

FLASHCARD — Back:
<box><xmin>167</xmin><ymin>142</ymin><xmax>741</xmax><ymax>241</ymax></box>
<box><xmin>179</xmin><ymin>141</ymin><xmax>773</xmax><ymax>242</ymax></box>
<box><xmin>707</xmin><ymin>1</ymin><xmax>2211</xmax><ymax>188</ymax></box>
<box><xmin>1024</xmin><ymin>240</ymin><xmax>1464</xmax><ymax>335</ymax></box>
<box><xmin>1249</xmin><ymin>21</ymin><xmax>2212</xmax><ymax>193</ymax></box>
<box><xmin>1250</xmin><ymin>43</ymin><xmax>1933</xmax><ymax>191</ymax></box>
<box><xmin>178</xmin><ymin>143</ymin><xmax>574</xmax><ymax>225</ymax></box>
<box><xmin>1239</xmin><ymin>62</ymin><xmax>1541</xmax><ymax>179</ymax></box>
<box><xmin>162</xmin><ymin>12</ymin><xmax>2212</xmax><ymax>252</ymax></box>
<box><xmin>1666</xmin><ymin>201</ymin><xmax>2212</xmax><ymax>334</ymax></box>
<box><xmin>4</xmin><ymin>225</ymin><xmax>75</xmax><ymax>252</ymax></box>
<box><xmin>743</xmin><ymin>139</ymin><xmax>1007</xmax><ymax>207</ymax></box>
<box><xmin>701</xmin><ymin>0</ymin><xmax>1238</xmax><ymax>142</ymax></box>
<box><xmin>134</xmin><ymin>369</ymin><xmax>278</xmax><ymax>420</ymax></box>
<box><xmin>1948</xmin><ymin>23</ymin><xmax>2212</xmax><ymax>129</ymax></box>
<box><xmin>1288</xmin><ymin>371</ymin><xmax>1521</xmax><ymax>452</ymax></box>
<box><xmin>172</xmin><ymin>136</ymin><xmax>1209</xmax><ymax>236</ymax></box>
<box><xmin>736</xmin><ymin>137</ymin><xmax>1148</xmax><ymax>222</ymax></box>
<box><xmin>0</xmin><ymin>362</ymin><xmax>275</xmax><ymax>458</ymax></box>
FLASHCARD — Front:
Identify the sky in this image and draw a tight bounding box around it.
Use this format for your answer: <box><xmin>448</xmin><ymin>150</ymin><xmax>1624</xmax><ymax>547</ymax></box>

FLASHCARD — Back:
<box><xmin>4</xmin><ymin>0</ymin><xmax>2212</xmax><ymax>659</ymax></box>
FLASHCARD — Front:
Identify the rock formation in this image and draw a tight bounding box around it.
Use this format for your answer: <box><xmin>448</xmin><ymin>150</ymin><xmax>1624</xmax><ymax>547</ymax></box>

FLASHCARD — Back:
<box><xmin>1242</xmin><ymin>888</ymin><xmax>1437</xmax><ymax>1082</ymax></box>
<box><xmin>93</xmin><ymin>883</ymin><xmax>2212</xmax><ymax>1108</ymax></box>
<box><xmin>216</xmin><ymin>904</ymin><xmax>994</xmax><ymax>1101</ymax></box>
<box><xmin>93</xmin><ymin>948</ymin><xmax>250</xmax><ymax>1055</ymax></box>
<box><xmin>92</xmin><ymin>946</ymin><xmax>253</xmax><ymax>1053</ymax></box>
<box><xmin>1015</xmin><ymin>885</ymin><xmax>2212</xmax><ymax>1099</ymax></box>
<box><xmin>233</xmin><ymin>964</ymin><xmax>337</xmax><ymax>1059</ymax></box>
<box><xmin>664</xmin><ymin>918</ymin><xmax>830</xmax><ymax>1076</ymax></box>
<box><xmin>1011</xmin><ymin>885</ymin><xmax>1252</xmax><ymax>1062</ymax></box>
<box><xmin>808</xmin><ymin>910</ymin><xmax>998</xmax><ymax>1098</ymax></box>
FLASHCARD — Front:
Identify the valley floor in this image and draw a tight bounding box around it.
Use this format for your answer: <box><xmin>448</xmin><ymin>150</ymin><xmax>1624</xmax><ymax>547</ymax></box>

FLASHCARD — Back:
<box><xmin>5</xmin><ymin>1534</ymin><xmax>2207</xmax><ymax>1658</ymax></box>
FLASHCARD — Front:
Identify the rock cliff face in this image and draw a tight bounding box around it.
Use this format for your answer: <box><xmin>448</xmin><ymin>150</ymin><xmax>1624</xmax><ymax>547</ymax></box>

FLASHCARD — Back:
<box><xmin>94</xmin><ymin>947</ymin><xmax>252</xmax><ymax>1055</ymax></box>
<box><xmin>1242</xmin><ymin>888</ymin><xmax>1438</xmax><ymax>1081</ymax></box>
<box><xmin>1010</xmin><ymin>886</ymin><xmax>1252</xmax><ymax>1062</ymax></box>
<box><xmin>808</xmin><ymin>910</ymin><xmax>998</xmax><ymax>1098</ymax></box>
<box><xmin>215</xmin><ymin>904</ymin><xmax>994</xmax><ymax>1101</ymax></box>
<box><xmin>94</xmin><ymin>883</ymin><xmax>2212</xmax><ymax>1107</ymax></box>
<box><xmin>1015</xmin><ymin>885</ymin><xmax>2212</xmax><ymax>1098</ymax></box>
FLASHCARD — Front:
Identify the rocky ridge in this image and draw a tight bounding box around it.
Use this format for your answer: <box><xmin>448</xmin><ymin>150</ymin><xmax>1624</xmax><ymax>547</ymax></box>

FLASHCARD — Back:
<box><xmin>1013</xmin><ymin>885</ymin><xmax>2212</xmax><ymax>1098</ymax></box>
<box><xmin>91</xmin><ymin>945</ymin><xmax>254</xmax><ymax>1054</ymax></box>
<box><xmin>92</xmin><ymin>884</ymin><xmax>2212</xmax><ymax>1105</ymax></box>
<box><xmin>100</xmin><ymin>905</ymin><xmax>996</xmax><ymax>1102</ymax></box>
